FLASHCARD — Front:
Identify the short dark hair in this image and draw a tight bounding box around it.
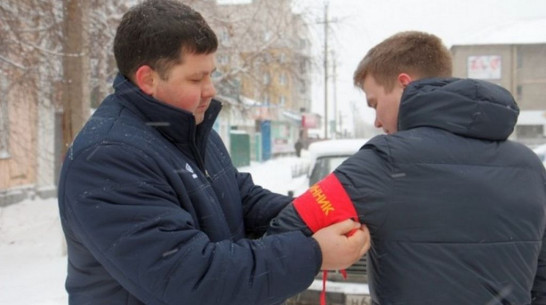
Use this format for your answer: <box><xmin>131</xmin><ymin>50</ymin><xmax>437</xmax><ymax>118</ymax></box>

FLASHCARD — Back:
<box><xmin>353</xmin><ymin>31</ymin><xmax>452</xmax><ymax>92</ymax></box>
<box><xmin>114</xmin><ymin>0</ymin><xmax>218</xmax><ymax>80</ymax></box>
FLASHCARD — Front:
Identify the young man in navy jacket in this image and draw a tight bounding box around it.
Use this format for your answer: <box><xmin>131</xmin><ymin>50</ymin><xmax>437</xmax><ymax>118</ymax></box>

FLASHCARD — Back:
<box><xmin>269</xmin><ymin>31</ymin><xmax>546</xmax><ymax>305</ymax></box>
<box><xmin>57</xmin><ymin>1</ymin><xmax>369</xmax><ymax>304</ymax></box>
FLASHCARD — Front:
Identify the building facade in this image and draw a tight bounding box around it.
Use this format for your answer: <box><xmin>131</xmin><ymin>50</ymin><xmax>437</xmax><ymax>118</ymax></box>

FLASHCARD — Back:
<box><xmin>450</xmin><ymin>18</ymin><xmax>546</xmax><ymax>147</ymax></box>
<box><xmin>0</xmin><ymin>0</ymin><xmax>61</xmax><ymax>206</ymax></box>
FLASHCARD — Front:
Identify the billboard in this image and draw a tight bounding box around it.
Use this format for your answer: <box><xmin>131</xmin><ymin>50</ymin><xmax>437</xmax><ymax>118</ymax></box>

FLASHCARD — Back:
<box><xmin>467</xmin><ymin>55</ymin><xmax>502</xmax><ymax>79</ymax></box>
<box><xmin>302</xmin><ymin>113</ymin><xmax>321</xmax><ymax>128</ymax></box>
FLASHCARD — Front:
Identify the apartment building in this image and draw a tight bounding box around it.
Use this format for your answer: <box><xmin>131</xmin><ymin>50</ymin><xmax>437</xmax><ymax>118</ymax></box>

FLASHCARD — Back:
<box><xmin>450</xmin><ymin>18</ymin><xmax>546</xmax><ymax>146</ymax></box>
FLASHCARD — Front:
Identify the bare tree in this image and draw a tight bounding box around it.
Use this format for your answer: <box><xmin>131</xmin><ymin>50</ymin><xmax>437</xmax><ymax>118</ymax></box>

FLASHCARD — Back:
<box><xmin>0</xmin><ymin>0</ymin><xmax>64</xmax><ymax>193</ymax></box>
<box><xmin>88</xmin><ymin>0</ymin><xmax>131</xmax><ymax>108</ymax></box>
<box><xmin>203</xmin><ymin>0</ymin><xmax>314</xmax><ymax>113</ymax></box>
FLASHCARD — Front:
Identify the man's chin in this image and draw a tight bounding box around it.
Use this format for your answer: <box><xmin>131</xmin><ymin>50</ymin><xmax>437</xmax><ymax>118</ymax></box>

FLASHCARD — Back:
<box><xmin>194</xmin><ymin>114</ymin><xmax>205</xmax><ymax>125</ymax></box>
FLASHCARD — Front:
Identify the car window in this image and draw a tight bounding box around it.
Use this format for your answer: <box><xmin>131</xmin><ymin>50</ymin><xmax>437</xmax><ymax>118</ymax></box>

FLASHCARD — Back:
<box><xmin>309</xmin><ymin>155</ymin><xmax>350</xmax><ymax>186</ymax></box>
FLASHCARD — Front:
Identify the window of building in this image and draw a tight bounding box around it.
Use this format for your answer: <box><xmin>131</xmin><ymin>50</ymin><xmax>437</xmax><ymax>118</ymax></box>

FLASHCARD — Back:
<box><xmin>263</xmin><ymin>53</ymin><xmax>272</xmax><ymax>64</ymax></box>
<box><xmin>300</xmin><ymin>60</ymin><xmax>307</xmax><ymax>74</ymax></box>
<box><xmin>218</xmin><ymin>54</ymin><xmax>229</xmax><ymax>65</ymax></box>
<box><xmin>279</xmin><ymin>95</ymin><xmax>285</xmax><ymax>106</ymax></box>
<box><xmin>516</xmin><ymin>85</ymin><xmax>523</xmax><ymax>101</ymax></box>
<box><xmin>211</xmin><ymin>69</ymin><xmax>223</xmax><ymax>81</ymax></box>
<box><xmin>0</xmin><ymin>72</ymin><xmax>10</xmax><ymax>159</ymax></box>
<box><xmin>264</xmin><ymin>31</ymin><xmax>272</xmax><ymax>42</ymax></box>
<box><xmin>279</xmin><ymin>73</ymin><xmax>287</xmax><ymax>86</ymax></box>
<box><xmin>299</xmin><ymin>82</ymin><xmax>307</xmax><ymax>94</ymax></box>
<box><xmin>263</xmin><ymin>73</ymin><xmax>270</xmax><ymax>85</ymax></box>
<box><xmin>219</xmin><ymin>28</ymin><xmax>230</xmax><ymax>44</ymax></box>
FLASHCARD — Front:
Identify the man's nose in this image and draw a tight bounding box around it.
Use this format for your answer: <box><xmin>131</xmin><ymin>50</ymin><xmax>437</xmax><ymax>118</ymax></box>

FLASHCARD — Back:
<box><xmin>374</xmin><ymin>117</ymin><xmax>382</xmax><ymax>128</ymax></box>
<box><xmin>203</xmin><ymin>80</ymin><xmax>216</xmax><ymax>98</ymax></box>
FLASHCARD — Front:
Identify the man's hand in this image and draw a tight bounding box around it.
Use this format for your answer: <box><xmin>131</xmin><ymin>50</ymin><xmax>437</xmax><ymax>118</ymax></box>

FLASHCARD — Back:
<box><xmin>312</xmin><ymin>219</ymin><xmax>370</xmax><ymax>270</ymax></box>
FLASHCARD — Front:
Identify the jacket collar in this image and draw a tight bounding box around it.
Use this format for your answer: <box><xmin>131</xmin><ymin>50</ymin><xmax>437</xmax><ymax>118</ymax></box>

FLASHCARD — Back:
<box><xmin>112</xmin><ymin>73</ymin><xmax>222</xmax><ymax>148</ymax></box>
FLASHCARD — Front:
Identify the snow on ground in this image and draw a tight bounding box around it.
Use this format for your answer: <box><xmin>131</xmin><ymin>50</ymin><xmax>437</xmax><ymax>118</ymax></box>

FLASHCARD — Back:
<box><xmin>0</xmin><ymin>197</ymin><xmax>68</xmax><ymax>305</ymax></box>
<box><xmin>239</xmin><ymin>155</ymin><xmax>310</xmax><ymax>196</ymax></box>
<box><xmin>0</xmin><ymin>156</ymin><xmax>309</xmax><ymax>305</ymax></box>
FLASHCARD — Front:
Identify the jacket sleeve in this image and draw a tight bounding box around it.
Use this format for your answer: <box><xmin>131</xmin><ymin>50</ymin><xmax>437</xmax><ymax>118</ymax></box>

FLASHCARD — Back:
<box><xmin>235</xmin><ymin>167</ymin><xmax>293</xmax><ymax>236</ymax></box>
<box><xmin>59</xmin><ymin>142</ymin><xmax>321</xmax><ymax>305</ymax></box>
<box><xmin>267</xmin><ymin>136</ymin><xmax>391</xmax><ymax>235</ymax></box>
<box><xmin>532</xmin><ymin>228</ymin><xmax>546</xmax><ymax>304</ymax></box>
<box><xmin>207</xmin><ymin>130</ymin><xmax>293</xmax><ymax>237</ymax></box>
<box><xmin>268</xmin><ymin>203</ymin><xmax>313</xmax><ymax>236</ymax></box>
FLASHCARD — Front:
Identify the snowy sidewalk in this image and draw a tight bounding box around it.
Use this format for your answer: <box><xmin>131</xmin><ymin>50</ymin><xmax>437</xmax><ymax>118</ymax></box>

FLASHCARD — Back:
<box><xmin>0</xmin><ymin>198</ymin><xmax>67</xmax><ymax>305</ymax></box>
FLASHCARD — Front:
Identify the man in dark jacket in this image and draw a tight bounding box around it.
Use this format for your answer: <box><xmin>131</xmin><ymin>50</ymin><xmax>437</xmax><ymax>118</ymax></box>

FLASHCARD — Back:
<box><xmin>57</xmin><ymin>1</ymin><xmax>369</xmax><ymax>304</ymax></box>
<box><xmin>269</xmin><ymin>31</ymin><xmax>546</xmax><ymax>305</ymax></box>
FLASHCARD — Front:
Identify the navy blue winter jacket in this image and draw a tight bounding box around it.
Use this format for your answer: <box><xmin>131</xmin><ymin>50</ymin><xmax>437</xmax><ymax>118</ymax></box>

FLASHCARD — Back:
<box><xmin>270</xmin><ymin>78</ymin><xmax>546</xmax><ymax>305</ymax></box>
<box><xmin>57</xmin><ymin>74</ymin><xmax>322</xmax><ymax>305</ymax></box>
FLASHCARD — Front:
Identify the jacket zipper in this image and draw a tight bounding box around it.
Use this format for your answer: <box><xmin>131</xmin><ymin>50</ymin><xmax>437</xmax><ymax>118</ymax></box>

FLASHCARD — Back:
<box><xmin>190</xmin><ymin>143</ymin><xmax>211</xmax><ymax>181</ymax></box>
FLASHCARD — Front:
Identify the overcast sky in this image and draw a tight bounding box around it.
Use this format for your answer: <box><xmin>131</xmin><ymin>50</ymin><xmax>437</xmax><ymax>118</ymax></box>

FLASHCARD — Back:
<box><xmin>290</xmin><ymin>0</ymin><xmax>546</xmax><ymax>135</ymax></box>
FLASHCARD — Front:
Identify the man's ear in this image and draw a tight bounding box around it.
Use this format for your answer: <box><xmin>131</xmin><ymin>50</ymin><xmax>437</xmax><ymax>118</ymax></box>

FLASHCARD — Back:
<box><xmin>397</xmin><ymin>73</ymin><xmax>413</xmax><ymax>88</ymax></box>
<box><xmin>134</xmin><ymin>65</ymin><xmax>156</xmax><ymax>95</ymax></box>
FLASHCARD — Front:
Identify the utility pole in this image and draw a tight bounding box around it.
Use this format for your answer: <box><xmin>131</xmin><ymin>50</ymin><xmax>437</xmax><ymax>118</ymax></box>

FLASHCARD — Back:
<box><xmin>332</xmin><ymin>50</ymin><xmax>338</xmax><ymax>139</ymax></box>
<box><xmin>317</xmin><ymin>1</ymin><xmax>338</xmax><ymax>139</ymax></box>
<box><xmin>62</xmin><ymin>0</ymin><xmax>90</xmax><ymax>156</ymax></box>
<box><xmin>323</xmin><ymin>1</ymin><xmax>329</xmax><ymax>139</ymax></box>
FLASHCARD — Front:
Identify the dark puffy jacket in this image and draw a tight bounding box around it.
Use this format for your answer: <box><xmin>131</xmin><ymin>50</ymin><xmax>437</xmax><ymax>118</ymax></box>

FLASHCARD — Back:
<box><xmin>57</xmin><ymin>74</ymin><xmax>321</xmax><ymax>305</ymax></box>
<box><xmin>271</xmin><ymin>78</ymin><xmax>546</xmax><ymax>305</ymax></box>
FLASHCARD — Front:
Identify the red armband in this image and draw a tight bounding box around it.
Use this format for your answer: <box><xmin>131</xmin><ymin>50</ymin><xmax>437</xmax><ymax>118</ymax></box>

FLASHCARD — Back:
<box><xmin>293</xmin><ymin>173</ymin><xmax>358</xmax><ymax>233</ymax></box>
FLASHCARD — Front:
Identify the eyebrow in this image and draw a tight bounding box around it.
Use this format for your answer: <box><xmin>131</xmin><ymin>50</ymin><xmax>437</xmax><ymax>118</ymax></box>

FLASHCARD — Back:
<box><xmin>189</xmin><ymin>67</ymin><xmax>217</xmax><ymax>78</ymax></box>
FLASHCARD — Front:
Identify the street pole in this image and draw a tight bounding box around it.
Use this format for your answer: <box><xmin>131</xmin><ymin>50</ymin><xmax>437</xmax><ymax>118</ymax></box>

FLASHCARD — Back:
<box><xmin>332</xmin><ymin>50</ymin><xmax>337</xmax><ymax>139</ymax></box>
<box><xmin>323</xmin><ymin>1</ymin><xmax>329</xmax><ymax>139</ymax></box>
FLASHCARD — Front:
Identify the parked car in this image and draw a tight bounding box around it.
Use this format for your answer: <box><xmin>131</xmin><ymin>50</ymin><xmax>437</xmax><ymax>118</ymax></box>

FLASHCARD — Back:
<box><xmin>533</xmin><ymin>144</ymin><xmax>546</xmax><ymax>167</ymax></box>
<box><xmin>286</xmin><ymin>138</ymin><xmax>371</xmax><ymax>305</ymax></box>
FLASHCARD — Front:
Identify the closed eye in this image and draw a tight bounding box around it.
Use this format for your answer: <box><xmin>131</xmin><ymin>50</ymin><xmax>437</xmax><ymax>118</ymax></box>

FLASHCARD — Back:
<box><xmin>367</xmin><ymin>99</ymin><xmax>377</xmax><ymax>109</ymax></box>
